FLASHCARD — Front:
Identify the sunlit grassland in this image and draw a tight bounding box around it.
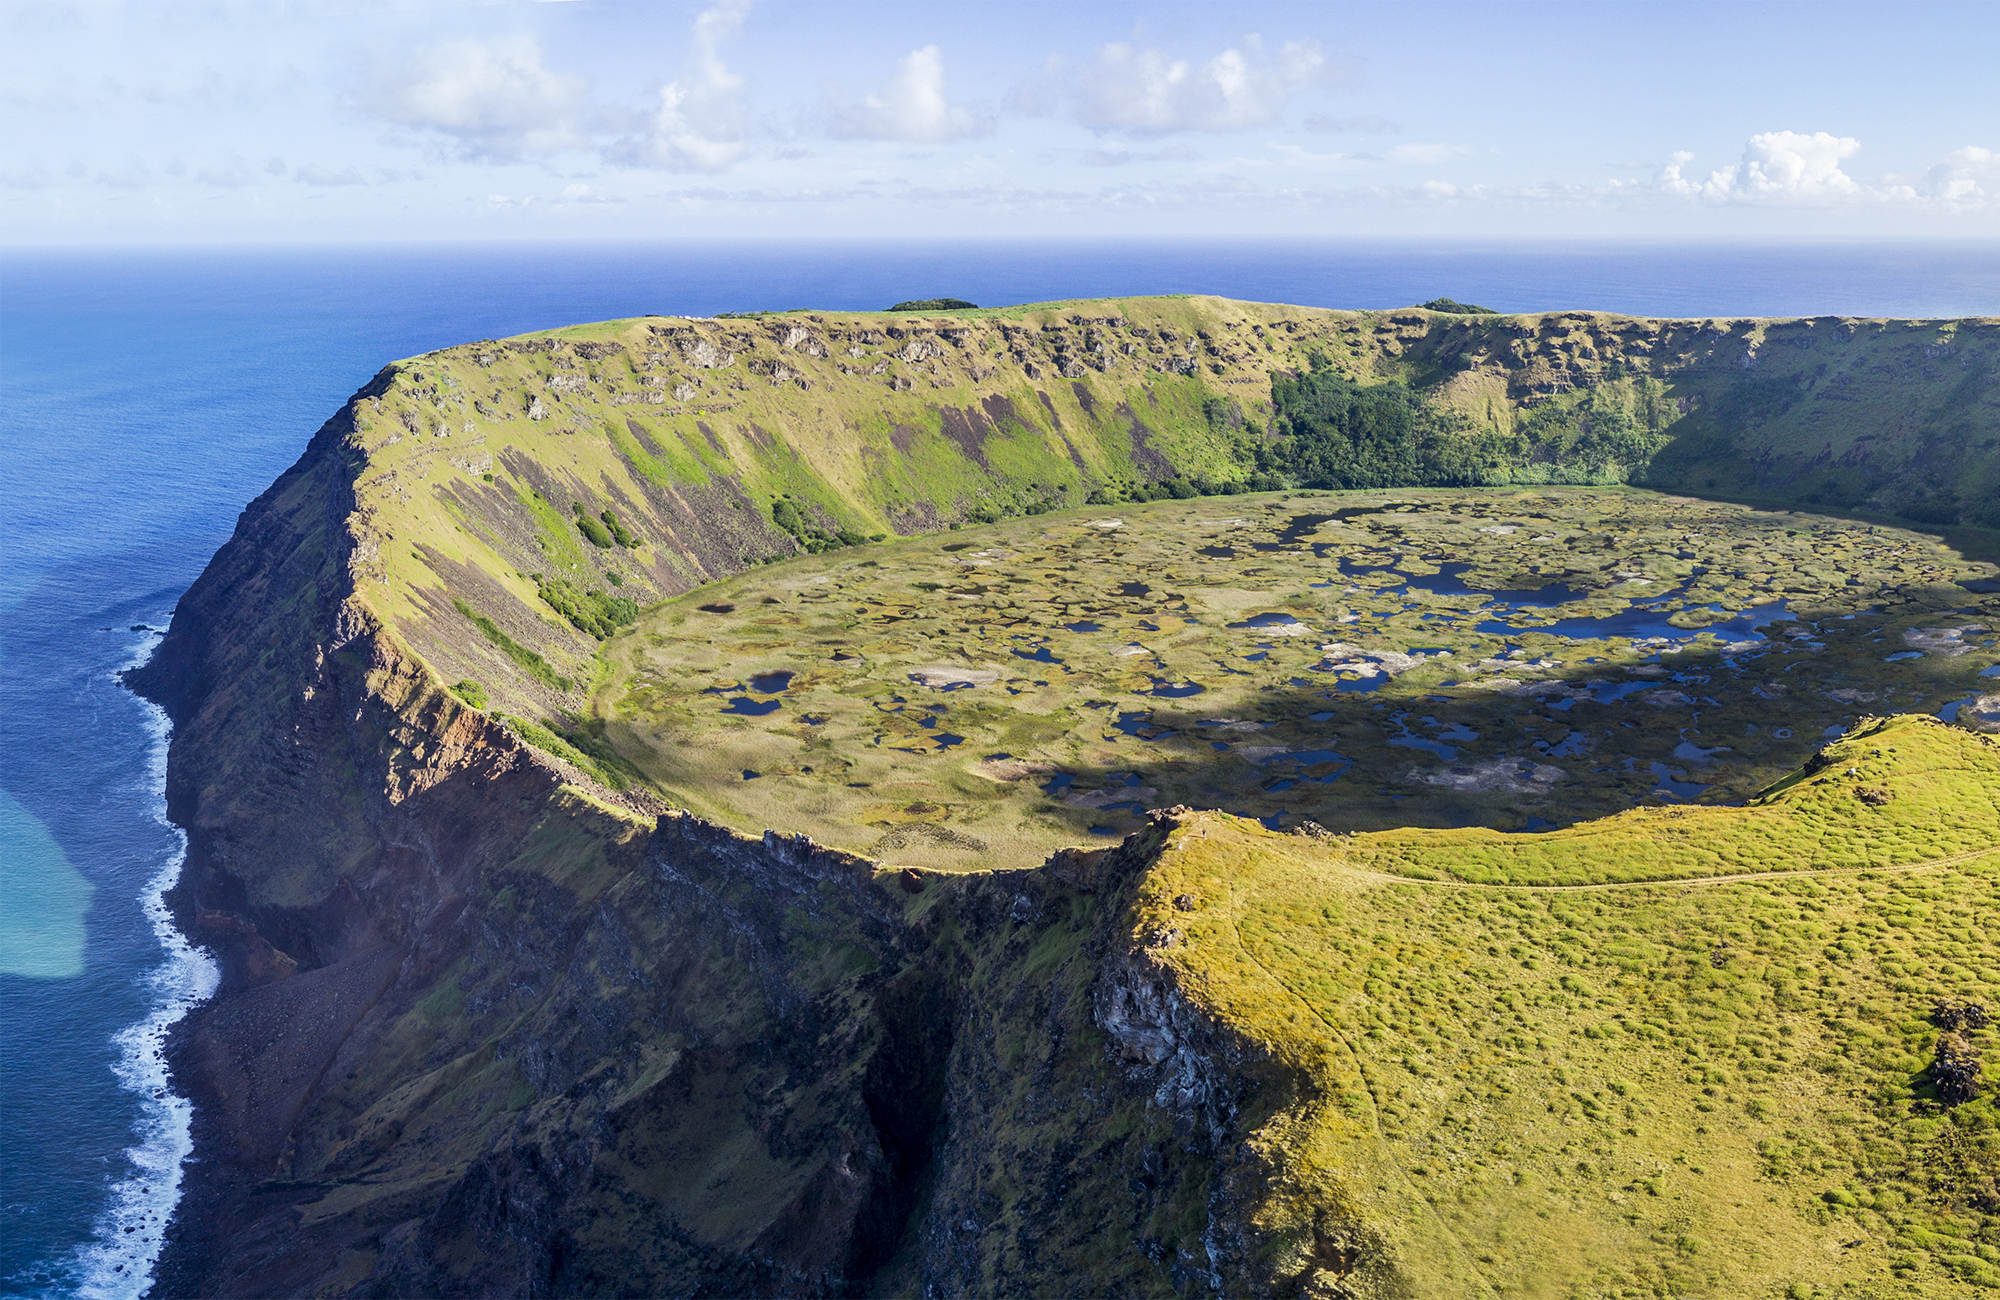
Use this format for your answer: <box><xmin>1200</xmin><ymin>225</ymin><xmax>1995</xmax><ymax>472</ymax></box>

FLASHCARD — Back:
<box><xmin>1349</xmin><ymin>715</ymin><xmax>2000</xmax><ymax>887</ymax></box>
<box><xmin>1123</xmin><ymin>719</ymin><xmax>2000</xmax><ymax>1295</ymax></box>
<box><xmin>593</xmin><ymin>491</ymin><xmax>2000</xmax><ymax>872</ymax></box>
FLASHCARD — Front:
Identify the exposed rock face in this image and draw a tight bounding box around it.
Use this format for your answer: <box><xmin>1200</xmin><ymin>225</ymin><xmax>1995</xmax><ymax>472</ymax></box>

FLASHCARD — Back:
<box><xmin>128</xmin><ymin>296</ymin><xmax>2000</xmax><ymax>1296</ymax></box>
<box><xmin>130</xmin><ymin>393</ymin><xmax>1328</xmax><ymax>1296</ymax></box>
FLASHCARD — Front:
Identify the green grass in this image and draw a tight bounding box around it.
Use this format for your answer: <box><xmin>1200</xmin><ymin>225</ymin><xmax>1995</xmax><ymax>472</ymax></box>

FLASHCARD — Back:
<box><xmin>593</xmin><ymin>488</ymin><xmax>2000</xmax><ymax>871</ymax></box>
<box><xmin>452</xmin><ymin>599</ymin><xmax>571</xmax><ymax>691</ymax></box>
<box><xmin>1350</xmin><ymin>716</ymin><xmax>2000</xmax><ymax>886</ymax></box>
<box><xmin>536</xmin><ymin>577</ymin><xmax>638</xmax><ymax>640</ymax></box>
<box><xmin>495</xmin><ymin>713</ymin><xmax>629</xmax><ymax>789</ymax></box>
<box><xmin>1128</xmin><ymin>736</ymin><xmax>2000</xmax><ymax>1294</ymax></box>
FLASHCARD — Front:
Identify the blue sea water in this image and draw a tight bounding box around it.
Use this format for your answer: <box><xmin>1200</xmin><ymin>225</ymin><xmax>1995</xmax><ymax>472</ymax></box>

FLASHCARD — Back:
<box><xmin>3</xmin><ymin>238</ymin><xmax>1999</xmax><ymax>1296</ymax></box>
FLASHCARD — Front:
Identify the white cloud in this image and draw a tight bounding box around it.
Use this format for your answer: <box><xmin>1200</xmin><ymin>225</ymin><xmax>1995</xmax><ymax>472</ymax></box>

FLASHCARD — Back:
<box><xmin>1026</xmin><ymin>34</ymin><xmax>1329</xmax><ymax>135</ymax></box>
<box><xmin>1660</xmin><ymin>131</ymin><xmax>1863</xmax><ymax>204</ymax></box>
<box><xmin>1727</xmin><ymin>130</ymin><xmax>1863</xmax><ymax>202</ymax></box>
<box><xmin>1654</xmin><ymin>150</ymin><xmax>1703</xmax><ymax>196</ymax></box>
<box><xmin>366</xmin><ymin>34</ymin><xmax>589</xmax><ymax>162</ymax></box>
<box><xmin>1926</xmin><ymin>146</ymin><xmax>2000</xmax><ymax>205</ymax></box>
<box><xmin>620</xmin><ymin>0</ymin><xmax>751</xmax><ymax>172</ymax></box>
<box><xmin>825</xmin><ymin>46</ymin><xmax>990</xmax><ymax>143</ymax></box>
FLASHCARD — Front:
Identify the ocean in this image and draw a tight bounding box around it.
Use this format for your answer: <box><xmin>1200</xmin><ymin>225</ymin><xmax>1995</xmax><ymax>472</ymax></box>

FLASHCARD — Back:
<box><xmin>2</xmin><ymin>238</ymin><xmax>1998</xmax><ymax>1296</ymax></box>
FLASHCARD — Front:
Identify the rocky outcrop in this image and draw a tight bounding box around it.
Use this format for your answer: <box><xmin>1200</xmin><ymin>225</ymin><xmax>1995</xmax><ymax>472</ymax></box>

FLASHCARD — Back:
<box><xmin>130</xmin><ymin>383</ymin><xmax>1329</xmax><ymax>1294</ymax></box>
<box><xmin>135</xmin><ymin>296</ymin><xmax>2000</xmax><ymax>1297</ymax></box>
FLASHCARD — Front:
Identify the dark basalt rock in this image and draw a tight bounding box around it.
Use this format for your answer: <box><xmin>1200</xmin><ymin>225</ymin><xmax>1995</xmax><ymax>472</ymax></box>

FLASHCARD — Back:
<box><xmin>1934</xmin><ymin>1033</ymin><xmax>1983</xmax><ymax>1108</ymax></box>
<box><xmin>1936</xmin><ymin>998</ymin><xmax>1991</xmax><ymax>1032</ymax></box>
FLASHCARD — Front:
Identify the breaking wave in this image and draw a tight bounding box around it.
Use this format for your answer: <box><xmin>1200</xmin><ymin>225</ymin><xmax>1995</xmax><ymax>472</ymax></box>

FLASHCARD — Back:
<box><xmin>69</xmin><ymin>644</ymin><xmax>218</xmax><ymax>1300</ymax></box>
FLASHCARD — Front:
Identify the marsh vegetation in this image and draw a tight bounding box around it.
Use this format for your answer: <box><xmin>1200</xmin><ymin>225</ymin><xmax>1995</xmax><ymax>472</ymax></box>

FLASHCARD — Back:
<box><xmin>593</xmin><ymin>487</ymin><xmax>2000</xmax><ymax>871</ymax></box>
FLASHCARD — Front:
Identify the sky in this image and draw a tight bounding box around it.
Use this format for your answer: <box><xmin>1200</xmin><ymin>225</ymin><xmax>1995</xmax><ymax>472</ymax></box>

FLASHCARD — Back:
<box><xmin>3</xmin><ymin>0</ymin><xmax>1998</xmax><ymax>245</ymax></box>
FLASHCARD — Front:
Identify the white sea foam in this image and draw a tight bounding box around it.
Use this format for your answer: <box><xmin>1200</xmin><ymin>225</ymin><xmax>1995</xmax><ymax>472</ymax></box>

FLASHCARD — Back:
<box><xmin>71</xmin><ymin>640</ymin><xmax>218</xmax><ymax>1300</ymax></box>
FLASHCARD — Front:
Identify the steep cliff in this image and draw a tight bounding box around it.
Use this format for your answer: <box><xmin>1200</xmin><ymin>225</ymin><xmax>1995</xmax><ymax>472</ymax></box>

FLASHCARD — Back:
<box><xmin>125</xmin><ymin>371</ymin><xmax>1333</xmax><ymax>1295</ymax></box>
<box><xmin>133</xmin><ymin>297</ymin><xmax>2000</xmax><ymax>1297</ymax></box>
<box><xmin>287</xmin><ymin>297</ymin><xmax>2000</xmax><ymax>719</ymax></box>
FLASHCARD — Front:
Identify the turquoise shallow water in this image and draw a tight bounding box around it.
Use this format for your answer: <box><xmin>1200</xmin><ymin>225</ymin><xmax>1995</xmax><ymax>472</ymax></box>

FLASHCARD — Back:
<box><xmin>0</xmin><ymin>789</ymin><xmax>91</xmax><ymax>980</ymax></box>
<box><xmin>2</xmin><ymin>239</ymin><xmax>1998</xmax><ymax>1297</ymax></box>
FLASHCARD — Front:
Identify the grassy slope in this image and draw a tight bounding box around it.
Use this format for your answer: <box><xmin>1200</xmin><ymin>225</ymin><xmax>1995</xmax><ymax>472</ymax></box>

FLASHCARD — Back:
<box><xmin>160</xmin><ymin>297</ymin><xmax>2000</xmax><ymax>1295</ymax></box>
<box><xmin>337</xmin><ymin>297</ymin><xmax>2000</xmax><ymax>730</ymax></box>
<box><xmin>1130</xmin><ymin>715</ymin><xmax>2000</xmax><ymax>1296</ymax></box>
<box><xmin>1389</xmin><ymin>311</ymin><xmax>2000</xmax><ymax>539</ymax></box>
<box><xmin>307</xmin><ymin>300</ymin><xmax>2000</xmax><ymax>1292</ymax></box>
<box><xmin>347</xmin><ymin>296</ymin><xmax>1305</xmax><ymax>718</ymax></box>
<box><xmin>1350</xmin><ymin>711</ymin><xmax>2000</xmax><ymax>886</ymax></box>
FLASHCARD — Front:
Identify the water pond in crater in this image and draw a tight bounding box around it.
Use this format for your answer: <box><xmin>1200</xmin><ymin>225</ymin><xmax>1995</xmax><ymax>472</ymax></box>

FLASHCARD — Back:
<box><xmin>595</xmin><ymin>488</ymin><xmax>2000</xmax><ymax>870</ymax></box>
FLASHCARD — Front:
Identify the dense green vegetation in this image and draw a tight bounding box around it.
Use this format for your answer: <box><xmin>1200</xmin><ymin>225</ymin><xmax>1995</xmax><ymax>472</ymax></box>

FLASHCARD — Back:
<box><xmin>535</xmin><ymin>576</ymin><xmax>638</xmax><ymax>639</ymax></box>
<box><xmin>599</xmin><ymin>508</ymin><xmax>638</xmax><ymax>548</ymax></box>
<box><xmin>887</xmin><ymin>297</ymin><xmax>977</xmax><ymax>311</ymax></box>
<box><xmin>771</xmin><ymin>497</ymin><xmax>875</xmax><ymax>552</ymax></box>
<box><xmin>573</xmin><ymin>502</ymin><xmax>615</xmax><ymax>549</ymax></box>
<box><xmin>1264</xmin><ymin>361</ymin><xmax>1677</xmax><ymax>491</ymax></box>
<box><xmin>451</xmin><ymin>598</ymin><xmax>571</xmax><ymax>690</ymax></box>
<box><xmin>449</xmin><ymin>677</ymin><xmax>488</xmax><ymax>709</ymax></box>
<box><xmin>1420</xmin><ymin>296</ymin><xmax>1499</xmax><ymax>314</ymax></box>
<box><xmin>1267</xmin><ymin>365</ymin><xmax>1492</xmax><ymax>489</ymax></box>
<box><xmin>1511</xmin><ymin>381</ymin><xmax>1675</xmax><ymax>483</ymax></box>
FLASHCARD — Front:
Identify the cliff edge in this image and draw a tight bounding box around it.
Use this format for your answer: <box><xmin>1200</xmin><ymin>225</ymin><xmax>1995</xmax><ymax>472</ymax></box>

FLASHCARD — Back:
<box><xmin>126</xmin><ymin>349</ymin><xmax>1343</xmax><ymax>1295</ymax></box>
<box><xmin>130</xmin><ymin>297</ymin><xmax>2000</xmax><ymax>1297</ymax></box>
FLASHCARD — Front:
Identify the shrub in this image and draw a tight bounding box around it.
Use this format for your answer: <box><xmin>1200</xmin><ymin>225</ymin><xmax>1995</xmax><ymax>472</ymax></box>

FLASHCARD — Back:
<box><xmin>451</xmin><ymin>600</ymin><xmax>570</xmax><ymax>691</ymax></box>
<box><xmin>450</xmin><ymin>678</ymin><xmax>489</xmax><ymax>710</ymax></box>
<box><xmin>573</xmin><ymin>504</ymin><xmax>614</xmax><ymax>549</ymax></box>
<box><xmin>887</xmin><ymin>297</ymin><xmax>976</xmax><ymax>312</ymax></box>
<box><xmin>599</xmin><ymin>509</ymin><xmax>638</xmax><ymax>548</ymax></box>
<box><xmin>771</xmin><ymin>498</ymin><xmax>871</xmax><ymax>553</ymax></box>
<box><xmin>537</xmin><ymin>577</ymin><xmax>639</xmax><ymax>639</ymax></box>
<box><xmin>1268</xmin><ymin>368</ymin><xmax>1490</xmax><ymax>489</ymax></box>
<box><xmin>1421</xmin><ymin>297</ymin><xmax>1499</xmax><ymax>314</ymax></box>
<box><xmin>494</xmin><ymin>714</ymin><xmax>624</xmax><ymax>788</ymax></box>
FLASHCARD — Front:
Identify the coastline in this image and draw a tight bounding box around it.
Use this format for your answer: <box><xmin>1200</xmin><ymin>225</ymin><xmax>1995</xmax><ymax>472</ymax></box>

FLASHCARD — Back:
<box><xmin>95</xmin><ymin>295</ymin><xmax>2000</xmax><ymax>1295</ymax></box>
<box><xmin>67</xmin><ymin>638</ymin><xmax>217</xmax><ymax>1300</ymax></box>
